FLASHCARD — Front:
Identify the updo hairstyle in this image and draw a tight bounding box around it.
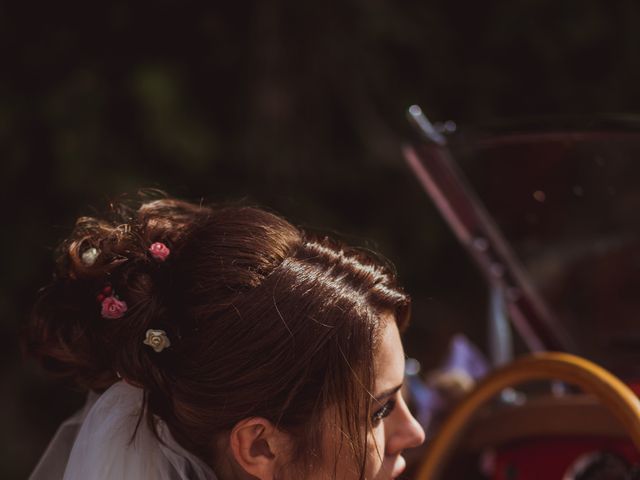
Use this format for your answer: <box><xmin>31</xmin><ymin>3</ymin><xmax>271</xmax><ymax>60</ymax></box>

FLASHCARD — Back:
<box><xmin>26</xmin><ymin>192</ymin><xmax>411</xmax><ymax>477</ymax></box>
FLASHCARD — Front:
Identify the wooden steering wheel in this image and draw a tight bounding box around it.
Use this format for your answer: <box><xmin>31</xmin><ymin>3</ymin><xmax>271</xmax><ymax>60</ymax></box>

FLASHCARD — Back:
<box><xmin>415</xmin><ymin>352</ymin><xmax>640</xmax><ymax>480</ymax></box>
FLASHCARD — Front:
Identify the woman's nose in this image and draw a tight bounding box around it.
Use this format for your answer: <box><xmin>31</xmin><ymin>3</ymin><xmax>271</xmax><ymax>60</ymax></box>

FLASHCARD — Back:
<box><xmin>386</xmin><ymin>399</ymin><xmax>426</xmax><ymax>454</ymax></box>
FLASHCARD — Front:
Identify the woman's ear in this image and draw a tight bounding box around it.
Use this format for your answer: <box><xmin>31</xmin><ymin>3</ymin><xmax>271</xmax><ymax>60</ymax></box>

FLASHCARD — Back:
<box><xmin>229</xmin><ymin>417</ymin><xmax>290</xmax><ymax>480</ymax></box>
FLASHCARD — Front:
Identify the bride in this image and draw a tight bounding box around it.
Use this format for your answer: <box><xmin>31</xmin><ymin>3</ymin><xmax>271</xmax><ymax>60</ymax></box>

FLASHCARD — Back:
<box><xmin>26</xmin><ymin>194</ymin><xmax>425</xmax><ymax>479</ymax></box>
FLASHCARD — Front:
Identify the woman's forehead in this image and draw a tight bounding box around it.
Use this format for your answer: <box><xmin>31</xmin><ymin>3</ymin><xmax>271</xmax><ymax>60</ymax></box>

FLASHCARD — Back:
<box><xmin>374</xmin><ymin>314</ymin><xmax>405</xmax><ymax>392</ymax></box>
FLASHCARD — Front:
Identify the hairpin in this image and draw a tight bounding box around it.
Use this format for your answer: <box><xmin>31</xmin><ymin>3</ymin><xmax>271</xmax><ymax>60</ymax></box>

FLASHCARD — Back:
<box><xmin>117</xmin><ymin>223</ymin><xmax>132</xmax><ymax>234</ymax></box>
<box><xmin>149</xmin><ymin>242</ymin><xmax>170</xmax><ymax>262</ymax></box>
<box><xmin>97</xmin><ymin>285</ymin><xmax>128</xmax><ymax>319</ymax></box>
<box><xmin>81</xmin><ymin>247</ymin><xmax>100</xmax><ymax>266</ymax></box>
<box><xmin>143</xmin><ymin>329</ymin><xmax>171</xmax><ymax>353</ymax></box>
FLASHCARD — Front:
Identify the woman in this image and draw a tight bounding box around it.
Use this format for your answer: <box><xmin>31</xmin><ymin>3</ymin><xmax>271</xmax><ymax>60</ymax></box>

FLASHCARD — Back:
<box><xmin>26</xmin><ymin>194</ymin><xmax>425</xmax><ymax>479</ymax></box>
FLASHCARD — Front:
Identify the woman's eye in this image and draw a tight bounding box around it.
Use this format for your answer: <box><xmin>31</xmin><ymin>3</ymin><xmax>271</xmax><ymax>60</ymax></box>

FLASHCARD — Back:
<box><xmin>371</xmin><ymin>399</ymin><xmax>396</xmax><ymax>425</ymax></box>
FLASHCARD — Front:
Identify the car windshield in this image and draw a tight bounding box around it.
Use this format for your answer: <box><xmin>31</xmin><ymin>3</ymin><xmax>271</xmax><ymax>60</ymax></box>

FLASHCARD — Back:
<box><xmin>450</xmin><ymin>119</ymin><xmax>640</xmax><ymax>379</ymax></box>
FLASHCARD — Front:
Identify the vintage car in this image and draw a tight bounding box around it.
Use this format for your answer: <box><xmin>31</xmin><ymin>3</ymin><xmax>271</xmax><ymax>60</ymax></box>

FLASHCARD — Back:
<box><xmin>402</xmin><ymin>107</ymin><xmax>640</xmax><ymax>479</ymax></box>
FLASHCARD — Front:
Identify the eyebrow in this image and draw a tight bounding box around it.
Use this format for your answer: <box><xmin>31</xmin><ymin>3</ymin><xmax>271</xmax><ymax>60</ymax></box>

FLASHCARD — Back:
<box><xmin>374</xmin><ymin>383</ymin><xmax>403</xmax><ymax>403</ymax></box>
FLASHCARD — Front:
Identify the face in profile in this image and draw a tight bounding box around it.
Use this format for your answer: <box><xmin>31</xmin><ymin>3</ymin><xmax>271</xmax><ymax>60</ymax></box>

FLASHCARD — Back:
<box><xmin>316</xmin><ymin>312</ymin><xmax>426</xmax><ymax>480</ymax></box>
<box><xmin>224</xmin><ymin>312</ymin><xmax>426</xmax><ymax>480</ymax></box>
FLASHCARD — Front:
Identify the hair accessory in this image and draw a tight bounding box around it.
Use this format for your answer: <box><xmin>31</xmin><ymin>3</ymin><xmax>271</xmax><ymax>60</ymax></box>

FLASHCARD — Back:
<box><xmin>117</xmin><ymin>223</ymin><xmax>132</xmax><ymax>234</ymax></box>
<box><xmin>143</xmin><ymin>329</ymin><xmax>171</xmax><ymax>352</ymax></box>
<box><xmin>149</xmin><ymin>242</ymin><xmax>170</xmax><ymax>262</ymax></box>
<box><xmin>81</xmin><ymin>247</ymin><xmax>100</xmax><ymax>266</ymax></box>
<box><xmin>31</xmin><ymin>381</ymin><xmax>216</xmax><ymax>480</ymax></box>
<box><xmin>97</xmin><ymin>285</ymin><xmax>128</xmax><ymax>319</ymax></box>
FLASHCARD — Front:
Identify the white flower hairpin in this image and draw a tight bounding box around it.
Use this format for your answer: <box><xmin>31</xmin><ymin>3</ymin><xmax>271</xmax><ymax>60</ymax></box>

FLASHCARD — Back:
<box><xmin>143</xmin><ymin>329</ymin><xmax>171</xmax><ymax>353</ymax></box>
<box><xmin>81</xmin><ymin>247</ymin><xmax>100</xmax><ymax>266</ymax></box>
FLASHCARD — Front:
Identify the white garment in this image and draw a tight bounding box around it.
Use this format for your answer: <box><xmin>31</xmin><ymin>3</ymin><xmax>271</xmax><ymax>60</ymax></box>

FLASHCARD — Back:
<box><xmin>30</xmin><ymin>381</ymin><xmax>217</xmax><ymax>480</ymax></box>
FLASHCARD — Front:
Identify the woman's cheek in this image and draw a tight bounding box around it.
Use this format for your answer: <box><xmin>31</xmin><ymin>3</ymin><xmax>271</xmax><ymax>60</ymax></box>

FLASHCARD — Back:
<box><xmin>366</xmin><ymin>425</ymin><xmax>387</xmax><ymax>478</ymax></box>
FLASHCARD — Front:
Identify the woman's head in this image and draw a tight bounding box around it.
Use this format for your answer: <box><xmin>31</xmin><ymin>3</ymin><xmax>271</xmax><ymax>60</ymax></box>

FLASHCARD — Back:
<box><xmin>26</xmin><ymin>193</ymin><xmax>424</xmax><ymax>479</ymax></box>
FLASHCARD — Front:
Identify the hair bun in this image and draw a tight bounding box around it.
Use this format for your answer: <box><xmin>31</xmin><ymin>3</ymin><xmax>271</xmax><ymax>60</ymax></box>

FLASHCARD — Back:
<box><xmin>26</xmin><ymin>192</ymin><xmax>212</xmax><ymax>391</ymax></box>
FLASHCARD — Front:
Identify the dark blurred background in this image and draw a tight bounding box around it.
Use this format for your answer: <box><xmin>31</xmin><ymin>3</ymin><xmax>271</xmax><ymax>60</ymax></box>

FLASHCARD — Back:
<box><xmin>4</xmin><ymin>1</ymin><xmax>640</xmax><ymax>478</ymax></box>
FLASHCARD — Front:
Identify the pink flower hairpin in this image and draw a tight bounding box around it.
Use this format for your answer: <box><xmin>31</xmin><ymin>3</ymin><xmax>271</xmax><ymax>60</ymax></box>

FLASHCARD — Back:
<box><xmin>97</xmin><ymin>285</ymin><xmax>128</xmax><ymax>319</ymax></box>
<box><xmin>149</xmin><ymin>242</ymin><xmax>170</xmax><ymax>262</ymax></box>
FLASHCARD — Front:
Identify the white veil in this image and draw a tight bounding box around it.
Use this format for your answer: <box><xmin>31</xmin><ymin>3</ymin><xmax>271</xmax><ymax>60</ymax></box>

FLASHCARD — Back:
<box><xmin>30</xmin><ymin>381</ymin><xmax>218</xmax><ymax>480</ymax></box>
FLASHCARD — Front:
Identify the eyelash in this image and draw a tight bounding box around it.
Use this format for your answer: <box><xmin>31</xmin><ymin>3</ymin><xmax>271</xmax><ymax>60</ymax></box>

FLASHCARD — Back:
<box><xmin>371</xmin><ymin>399</ymin><xmax>396</xmax><ymax>425</ymax></box>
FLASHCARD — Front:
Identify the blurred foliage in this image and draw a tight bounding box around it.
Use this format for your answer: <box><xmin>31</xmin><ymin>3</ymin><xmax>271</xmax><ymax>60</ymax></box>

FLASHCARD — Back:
<box><xmin>2</xmin><ymin>0</ymin><xmax>640</xmax><ymax>478</ymax></box>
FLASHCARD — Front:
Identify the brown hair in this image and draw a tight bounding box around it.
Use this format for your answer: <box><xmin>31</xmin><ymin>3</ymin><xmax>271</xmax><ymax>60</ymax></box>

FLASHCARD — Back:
<box><xmin>26</xmin><ymin>191</ymin><xmax>411</xmax><ymax>478</ymax></box>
